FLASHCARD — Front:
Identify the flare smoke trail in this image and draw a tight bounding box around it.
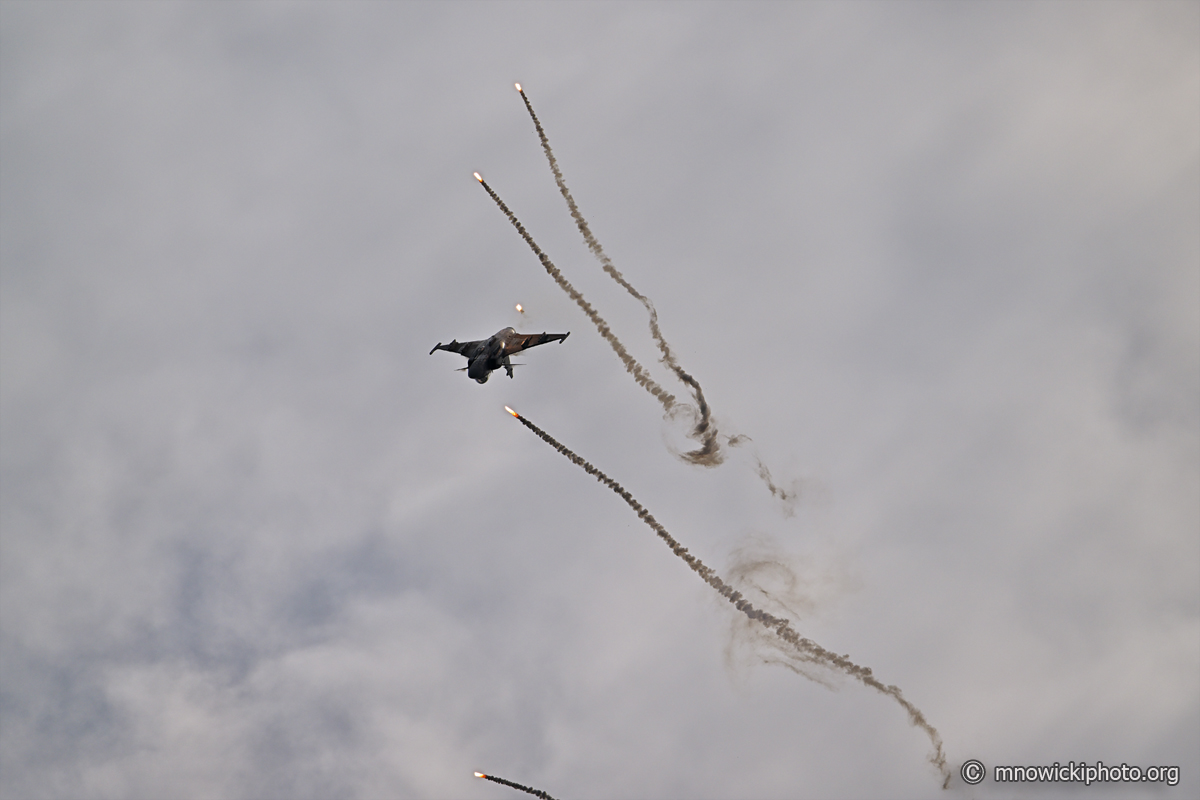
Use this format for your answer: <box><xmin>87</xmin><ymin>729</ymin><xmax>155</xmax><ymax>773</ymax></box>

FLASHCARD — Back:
<box><xmin>514</xmin><ymin>83</ymin><xmax>721</xmax><ymax>467</ymax></box>
<box><xmin>475</xmin><ymin>173</ymin><xmax>677</xmax><ymax>409</ymax></box>
<box><xmin>726</xmin><ymin>433</ymin><xmax>801</xmax><ymax>512</ymax></box>
<box><xmin>503</xmin><ymin>405</ymin><xmax>951</xmax><ymax>789</ymax></box>
<box><xmin>474</xmin><ymin>772</ymin><xmax>557</xmax><ymax>800</ymax></box>
<box><xmin>514</xmin><ymin>86</ymin><xmax>798</xmax><ymax>507</ymax></box>
<box><xmin>755</xmin><ymin>454</ymin><xmax>799</xmax><ymax>512</ymax></box>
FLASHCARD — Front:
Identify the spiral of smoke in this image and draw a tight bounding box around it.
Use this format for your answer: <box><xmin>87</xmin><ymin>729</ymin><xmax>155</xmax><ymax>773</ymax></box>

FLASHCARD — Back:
<box><xmin>504</xmin><ymin>406</ymin><xmax>951</xmax><ymax>789</ymax></box>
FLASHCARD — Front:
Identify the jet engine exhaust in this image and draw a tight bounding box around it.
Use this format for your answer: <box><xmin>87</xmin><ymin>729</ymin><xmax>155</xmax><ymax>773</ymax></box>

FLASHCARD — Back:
<box><xmin>475</xmin><ymin>172</ymin><xmax>677</xmax><ymax>410</ymax></box>
<box><xmin>474</xmin><ymin>771</ymin><xmax>558</xmax><ymax>800</ymax></box>
<box><xmin>503</xmin><ymin>406</ymin><xmax>951</xmax><ymax>789</ymax></box>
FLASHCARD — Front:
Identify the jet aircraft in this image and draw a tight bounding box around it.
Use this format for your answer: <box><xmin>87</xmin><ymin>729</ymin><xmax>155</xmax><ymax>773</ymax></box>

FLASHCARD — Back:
<box><xmin>430</xmin><ymin>327</ymin><xmax>569</xmax><ymax>383</ymax></box>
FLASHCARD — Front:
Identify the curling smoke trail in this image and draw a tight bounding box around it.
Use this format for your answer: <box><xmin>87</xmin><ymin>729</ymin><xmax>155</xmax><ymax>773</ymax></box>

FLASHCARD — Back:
<box><xmin>475</xmin><ymin>772</ymin><xmax>558</xmax><ymax>800</ymax></box>
<box><xmin>475</xmin><ymin>173</ymin><xmax>677</xmax><ymax>410</ymax></box>
<box><xmin>503</xmin><ymin>406</ymin><xmax>951</xmax><ymax>789</ymax></box>
<box><xmin>514</xmin><ymin>84</ymin><xmax>721</xmax><ymax>467</ymax></box>
<box><xmin>755</xmin><ymin>455</ymin><xmax>799</xmax><ymax>512</ymax></box>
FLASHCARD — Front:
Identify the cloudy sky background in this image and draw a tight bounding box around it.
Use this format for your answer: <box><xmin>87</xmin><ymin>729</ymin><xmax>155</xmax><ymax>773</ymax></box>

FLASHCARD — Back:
<box><xmin>2</xmin><ymin>2</ymin><xmax>1197</xmax><ymax>798</ymax></box>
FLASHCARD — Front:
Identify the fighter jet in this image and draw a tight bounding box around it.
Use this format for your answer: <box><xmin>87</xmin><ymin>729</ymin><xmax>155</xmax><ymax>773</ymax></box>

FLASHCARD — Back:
<box><xmin>429</xmin><ymin>327</ymin><xmax>569</xmax><ymax>383</ymax></box>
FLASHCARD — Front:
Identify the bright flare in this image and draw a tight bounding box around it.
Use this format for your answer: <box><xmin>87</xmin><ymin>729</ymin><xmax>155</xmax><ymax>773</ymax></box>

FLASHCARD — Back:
<box><xmin>515</xmin><ymin>303</ymin><xmax>523</xmax><ymax>313</ymax></box>
<box><xmin>504</xmin><ymin>406</ymin><xmax>519</xmax><ymax>418</ymax></box>
<box><xmin>514</xmin><ymin>83</ymin><xmax>522</xmax><ymax>92</ymax></box>
<box><xmin>474</xmin><ymin>773</ymin><xmax>486</xmax><ymax>779</ymax></box>
<box><xmin>473</xmin><ymin>172</ymin><xmax>483</xmax><ymax>182</ymax></box>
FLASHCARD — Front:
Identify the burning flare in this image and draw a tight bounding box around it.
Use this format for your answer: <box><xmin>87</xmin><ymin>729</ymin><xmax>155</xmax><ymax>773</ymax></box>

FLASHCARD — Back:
<box><xmin>474</xmin><ymin>770</ymin><xmax>557</xmax><ymax>799</ymax></box>
<box><xmin>514</xmin><ymin>82</ymin><xmax>522</xmax><ymax>92</ymax></box>
<box><xmin>515</xmin><ymin>303</ymin><xmax>523</xmax><ymax>313</ymax></box>
<box><xmin>504</xmin><ymin>406</ymin><xmax>519</xmax><ymax>418</ymax></box>
<box><xmin>474</xmin><ymin>172</ymin><xmax>483</xmax><ymax>182</ymax></box>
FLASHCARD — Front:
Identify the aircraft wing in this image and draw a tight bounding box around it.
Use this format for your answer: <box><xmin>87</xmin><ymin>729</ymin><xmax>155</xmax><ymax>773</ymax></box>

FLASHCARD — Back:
<box><xmin>429</xmin><ymin>339</ymin><xmax>486</xmax><ymax>358</ymax></box>
<box><xmin>501</xmin><ymin>330</ymin><xmax>570</xmax><ymax>355</ymax></box>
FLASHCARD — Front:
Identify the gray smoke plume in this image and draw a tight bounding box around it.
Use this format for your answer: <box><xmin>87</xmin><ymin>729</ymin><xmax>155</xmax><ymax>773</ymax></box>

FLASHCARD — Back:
<box><xmin>475</xmin><ymin>771</ymin><xmax>557</xmax><ymax>800</ymax></box>
<box><xmin>515</xmin><ymin>84</ymin><xmax>721</xmax><ymax>467</ymax></box>
<box><xmin>505</xmin><ymin>406</ymin><xmax>951</xmax><ymax>789</ymax></box>
<box><xmin>475</xmin><ymin>173</ymin><xmax>677</xmax><ymax>410</ymax></box>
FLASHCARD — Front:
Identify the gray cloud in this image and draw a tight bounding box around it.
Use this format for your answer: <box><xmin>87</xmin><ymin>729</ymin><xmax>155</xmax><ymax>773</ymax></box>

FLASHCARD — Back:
<box><xmin>2</xmin><ymin>2</ymin><xmax>1196</xmax><ymax>798</ymax></box>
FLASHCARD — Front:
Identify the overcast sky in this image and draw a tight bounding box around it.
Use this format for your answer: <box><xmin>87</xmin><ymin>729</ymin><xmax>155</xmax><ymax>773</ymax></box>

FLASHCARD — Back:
<box><xmin>2</xmin><ymin>2</ymin><xmax>1197</xmax><ymax>799</ymax></box>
